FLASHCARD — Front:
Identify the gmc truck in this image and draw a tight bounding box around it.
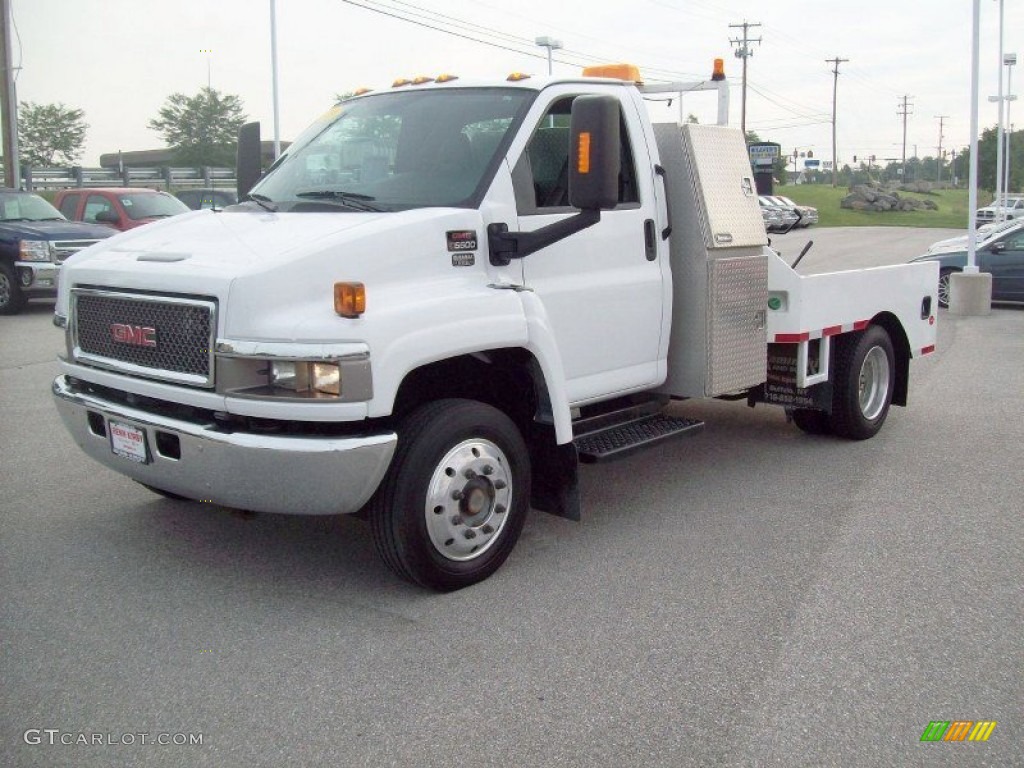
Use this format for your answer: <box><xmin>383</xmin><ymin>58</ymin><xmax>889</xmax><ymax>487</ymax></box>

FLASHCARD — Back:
<box><xmin>52</xmin><ymin>63</ymin><xmax>938</xmax><ymax>590</ymax></box>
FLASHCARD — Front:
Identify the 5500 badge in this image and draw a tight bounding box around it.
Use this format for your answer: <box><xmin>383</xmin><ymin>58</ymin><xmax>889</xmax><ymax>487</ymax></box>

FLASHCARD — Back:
<box><xmin>447</xmin><ymin>230</ymin><xmax>477</xmax><ymax>267</ymax></box>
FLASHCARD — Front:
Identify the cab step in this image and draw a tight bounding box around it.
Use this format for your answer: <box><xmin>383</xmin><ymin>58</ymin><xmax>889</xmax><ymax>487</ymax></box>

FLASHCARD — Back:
<box><xmin>573</xmin><ymin>413</ymin><xmax>704</xmax><ymax>464</ymax></box>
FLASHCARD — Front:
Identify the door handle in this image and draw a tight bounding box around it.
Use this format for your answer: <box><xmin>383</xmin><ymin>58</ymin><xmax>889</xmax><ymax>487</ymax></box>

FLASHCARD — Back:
<box><xmin>644</xmin><ymin>219</ymin><xmax>656</xmax><ymax>261</ymax></box>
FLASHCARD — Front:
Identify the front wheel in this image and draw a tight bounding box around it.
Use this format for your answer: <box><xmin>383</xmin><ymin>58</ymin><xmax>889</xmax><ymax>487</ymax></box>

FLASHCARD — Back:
<box><xmin>829</xmin><ymin>326</ymin><xmax>895</xmax><ymax>440</ymax></box>
<box><xmin>0</xmin><ymin>261</ymin><xmax>25</xmax><ymax>315</ymax></box>
<box><xmin>370</xmin><ymin>399</ymin><xmax>530</xmax><ymax>591</ymax></box>
<box><xmin>937</xmin><ymin>268</ymin><xmax>959</xmax><ymax>308</ymax></box>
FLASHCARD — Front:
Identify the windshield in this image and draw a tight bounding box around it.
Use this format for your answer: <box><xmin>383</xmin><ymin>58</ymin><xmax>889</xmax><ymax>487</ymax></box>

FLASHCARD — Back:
<box><xmin>252</xmin><ymin>88</ymin><xmax>533</xmax><ymax>212</ymax></box>
<box><xmin>0</xmin><ymin>192</ymin><xmax>65</xmax><ymax>222</ymax></box>
<box><xmin>120</xmin><ymin>192</ymin><xmax>190</xmax><ymax>220</ymax></box>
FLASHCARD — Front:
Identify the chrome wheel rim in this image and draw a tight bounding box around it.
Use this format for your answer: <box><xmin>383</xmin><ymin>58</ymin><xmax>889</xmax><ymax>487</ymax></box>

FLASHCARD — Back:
<box><xmin>858</xmin><ymin>346</ymin><xmax>890</xmax><ymax>421</ymax></box>
<box><xmin>425</xmin><ymin>438</ymin><xmax>512</xmax><ymax>562</ymax></box>
<box><xmin>938</xmin><ymin>272</ymin><xmax>951</xmax><ymax>307</ymax></box>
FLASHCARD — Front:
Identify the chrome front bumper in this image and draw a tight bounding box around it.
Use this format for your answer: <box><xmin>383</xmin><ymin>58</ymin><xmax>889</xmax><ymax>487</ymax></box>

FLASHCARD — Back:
<box><xmin>15</xmin><ymin>261</ymin><xmax>60</xmax><ymax>294</ymax></box>
<box><xmin>52</xmin><ymin>375</ymin><xmax>396</xmax><ymax>515</ymax></box>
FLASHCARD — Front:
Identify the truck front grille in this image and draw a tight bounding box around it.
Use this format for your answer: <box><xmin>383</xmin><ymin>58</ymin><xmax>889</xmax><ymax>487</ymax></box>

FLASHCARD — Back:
<box><xmin>53</xmin><ymin>239</ymin><xmax>104</xmax><ymax>263</ymax></box>
<box><xmin>71</xmin><ymin>289</ymin><xmax>216</xmax><ymax>387</ymax></box>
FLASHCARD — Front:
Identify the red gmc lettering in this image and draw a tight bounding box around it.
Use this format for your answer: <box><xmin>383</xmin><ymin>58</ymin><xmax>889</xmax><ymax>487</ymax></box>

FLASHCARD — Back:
<box><xmin>110</xmin><ymin>324</ymin><xmax>156</xmax><ymax>347</ymax></box>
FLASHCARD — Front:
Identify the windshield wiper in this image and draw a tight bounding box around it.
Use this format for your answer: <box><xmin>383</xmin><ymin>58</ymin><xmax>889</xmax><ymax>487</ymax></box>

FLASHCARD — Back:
<box><xmin>295</xmin><ymin>190</ymin><xmax>383</xmax><ymax>212</ymax></box>
<box><xmin>245</xmin><ymin>192</ymin><xmax>278</xmax><ymax>212</ymax></box>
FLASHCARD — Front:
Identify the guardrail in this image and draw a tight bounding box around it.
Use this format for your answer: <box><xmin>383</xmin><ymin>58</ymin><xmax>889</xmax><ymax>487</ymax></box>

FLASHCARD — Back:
<box><xmin>17</xmin><ymin>166</ymin><xmax>236</xmax><ymax>192</ymax></box>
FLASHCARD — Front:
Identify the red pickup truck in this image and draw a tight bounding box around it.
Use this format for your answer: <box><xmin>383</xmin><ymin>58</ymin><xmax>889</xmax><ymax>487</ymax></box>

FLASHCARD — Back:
<box><xmin>55</xmin><ymin>188</ymin><xmax>189</xmax><ymax>232</ymax></box>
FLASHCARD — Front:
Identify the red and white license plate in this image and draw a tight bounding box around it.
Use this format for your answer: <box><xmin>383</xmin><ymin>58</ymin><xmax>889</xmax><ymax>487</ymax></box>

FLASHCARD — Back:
<box><xmin>109</xmin><ymin>421</ymin><xmax>149</xmax><ymax>464</ymax></box>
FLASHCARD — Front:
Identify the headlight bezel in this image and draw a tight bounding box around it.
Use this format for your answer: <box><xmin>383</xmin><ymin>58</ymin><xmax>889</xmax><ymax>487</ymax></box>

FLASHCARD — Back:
<box><xmin>19</xmin><ymin>239</ymin><xmax>56</xmax><ymax>262</ymax></box>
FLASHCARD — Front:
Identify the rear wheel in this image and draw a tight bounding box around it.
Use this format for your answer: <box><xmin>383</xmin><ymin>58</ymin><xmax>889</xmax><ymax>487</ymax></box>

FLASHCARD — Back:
<box><xmin>370</xmin><ymin>399</ymin><xmax>530</xmax><ymax>591</ymax></box>
<box><xmin>938</xmin><ymin>268</ymin><xmax>959</xmax><ymax>308</ymax></box>
<box><xmin>0</xmin><ymin>261</ymin><xmax>25</xmax><ymax>315</ymax></box>
<box><xmin>830</xmin><ymin>326</ymin><xmax>895</xmax><ymax>440</ymax></box>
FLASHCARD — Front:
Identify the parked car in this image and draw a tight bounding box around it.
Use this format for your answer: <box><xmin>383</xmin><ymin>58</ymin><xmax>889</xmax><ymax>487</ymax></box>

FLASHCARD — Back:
<box><xmin>0</xmin><ymin>188</ymin><xmax>114</xmax><ymax>314</ymax></box>
<box><xmin>55</xmin><ymin>188</ymin><xmax>189</xmax><ymax>232</ymax></box>
<box><xmin>909</xmin><ymin>224</ymin><xmax>1024</xmax><ymax>307</ymax></box>
<box><xmin>924</xmin><ymin>218</ymin><xmax>1023</xmax><ymax>256</ymax></box>
<box><xmin>975</xmin><ymin>195</ymin><xmax>1024</xmax><ymax>226</ymax></box>
<box><xmin>759</xmin><ymin>196</ymin><xmax>798</xmax><ymax>232</ymax></box>
<box><xmin>175</xmin><ymin>188</ymin><xmax>238</xmax><ymax>210</ymax></box>
<box><xmin>770</xmin><ymin>195</ymin><xmax>818</xmax><ymax>227</ymax></box>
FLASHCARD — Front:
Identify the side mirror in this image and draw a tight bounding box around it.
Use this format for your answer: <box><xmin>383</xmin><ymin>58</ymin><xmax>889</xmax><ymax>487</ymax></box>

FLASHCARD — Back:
<box><xmin>236</xmin><ymin>121</ymin><xmax>262</xmax><ymax>199</ymax></box>
<box><xmin>568</xmin><ymin>95</ymin><xmax>620</xmax><ymax>211</ymax></box>
<box><xmin>989</xmin><ymin>241</ymin><xmax>1006</xmax><ymax>253</ymax></box>
<box><xmin>94</xmin><ymin>210</ymin><xmax>119</xmax><ymax>224</ymax></box>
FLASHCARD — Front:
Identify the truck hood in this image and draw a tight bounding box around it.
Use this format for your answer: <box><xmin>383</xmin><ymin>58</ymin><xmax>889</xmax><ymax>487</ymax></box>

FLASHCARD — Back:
<box><xmin>57</xmin><ymin>206</ymin><xmax>488</xmax><ymax>339</ymax></box>
<box><xmin>0</xmin><ymin>219</ymin><xmax>115</xmax><ymax>240</ymax></box>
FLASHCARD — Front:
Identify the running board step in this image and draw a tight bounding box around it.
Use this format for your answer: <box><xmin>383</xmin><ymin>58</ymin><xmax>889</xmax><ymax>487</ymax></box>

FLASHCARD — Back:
<box><xmin>574</xmin><ymin>414</ymin><xmax>704</xmax><ymax>464</ymax></box>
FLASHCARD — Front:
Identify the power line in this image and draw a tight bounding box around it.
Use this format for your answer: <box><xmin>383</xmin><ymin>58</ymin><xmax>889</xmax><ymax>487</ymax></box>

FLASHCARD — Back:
<box><xmin>826</xmin><ymin>56</ymin><xmax>849</xmax><ymax>187</ymax></box>
<box><xmin>897</xmin><ymin>95</ymin><xmax>914</xmax><ymax>181</ymax></box>
<box><xmin>729</xmin><ymin>20</ymin><xmax>762</xmax><ymax>137</ymax></box>
<box><xmin>935</xmin><ymin>115</ymin><xmax>949</xmax><ymax>181</ymax></box>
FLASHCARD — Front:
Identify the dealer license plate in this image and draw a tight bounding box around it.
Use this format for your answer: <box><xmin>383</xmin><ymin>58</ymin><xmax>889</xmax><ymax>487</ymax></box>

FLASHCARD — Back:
<box><xmin>109</xmin><ymin>421</ymin><xmax>149</xmax><ymax>464</ymax></box>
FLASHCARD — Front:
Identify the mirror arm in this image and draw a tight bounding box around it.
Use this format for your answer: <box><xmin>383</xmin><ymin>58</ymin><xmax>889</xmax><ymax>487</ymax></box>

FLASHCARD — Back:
<box><xmin>488</xmin><ymin>209</ymin><xmax>601</xmax><ymax>266</ymax></box>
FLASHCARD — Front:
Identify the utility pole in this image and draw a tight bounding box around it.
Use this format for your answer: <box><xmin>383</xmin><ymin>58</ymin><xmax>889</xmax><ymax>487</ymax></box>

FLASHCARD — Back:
<box><xmin>826</xmin><ymin>56</ymin><xmax>848</xmax><ymax>187</ymax></box>
<box><xmin>897</xmin><ymin>95</ymin><xmax>914</xmax><ymax>184</ymax></box>
<box><xmin>0</xmin><ymin>0</ymin><xmax>20</xmax><ymax>188</ymax></box>
<box><xmin>935</xmin><ymin>115</ymin><xmax>948</xmax><ymax>182</ymax></box>
<box><xmin>729</xmin><ymin>21</ymin><xmax>762</xmax><ymax>140</ymax></box>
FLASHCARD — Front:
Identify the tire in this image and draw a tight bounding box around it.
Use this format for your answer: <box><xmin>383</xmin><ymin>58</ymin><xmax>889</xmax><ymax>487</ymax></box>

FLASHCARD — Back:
<box><xmin>369</xmin><ymin>399</ymin><xmax>530</xmax><ymax>591</ymax></box>
<box><xmin>791</xmin><ymin>408</ymin><xmax>833</xmax><ymax>435</ymax></box>
<box><xmin>0</xmin><ymin>261</ymin><xmax>25</xmax><ymax>316</ymax></box>
<box><xmin>829</xmin><ymin>325</ymin><xmax>895</xmax><ymax>440</ymax></box>
<box><xmin>937</xmin><ymin>268</ymin><xmax>959</xmax><ymax>309</ymax></box>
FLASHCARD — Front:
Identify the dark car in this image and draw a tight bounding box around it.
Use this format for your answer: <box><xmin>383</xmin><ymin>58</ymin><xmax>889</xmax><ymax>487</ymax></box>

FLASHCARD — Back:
<box><xmin>0</xmin><ymin>189</ymin><xmax>114</xmax><ymax>315</ymax></box>
<box><xmin>909</xmin><ymin>224</ymin><xmax>1024</xmax><ymax>307</ymax></box>
<box><xmin>55</xmin><ymin>187</ymin><xmax>189</xmax><ymax>232</ymax></box>
<box><xmin>175</xmin><ymin>188</ymin><xmax>238</xmax><ymax>210</ymax></box>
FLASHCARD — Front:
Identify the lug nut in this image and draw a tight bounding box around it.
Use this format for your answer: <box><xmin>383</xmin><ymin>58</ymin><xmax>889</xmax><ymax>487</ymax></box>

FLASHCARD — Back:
<box><xmin>451</xmin><ymin>490</ymin><xmax>463</xmax><ymax>501</ymax></box>
<box><xmin>464</xmin><ymin>468</ymin><xmax>476</xmax><ymax>479</ymax></box>
<box><xmin>464</xmin><ymin>530</ymin><xmax>477</xmax><ymax>540</ymax></box>
<box><xmin>494</xmin><ymin>504</ymin><xmax>506</xmax><ymax>515</ymax></box>
<box><xmin>482</xmin><ymin>465</ymin><xmax>494</xmax><ymax>475</ymax></box>
<box><xmin>450</xmin><ymin>515</ymin><xmax>463</xmax><ymax>526</ymax></box>
<box><xmin>494</xmin><ymin>479</ymin><xmax>507</xmax><ymax>490</ymax></box>
<box><xmin>482</xmin><ymin>524</ymin><xmax>494</xmax><ymax>535</ymax></box>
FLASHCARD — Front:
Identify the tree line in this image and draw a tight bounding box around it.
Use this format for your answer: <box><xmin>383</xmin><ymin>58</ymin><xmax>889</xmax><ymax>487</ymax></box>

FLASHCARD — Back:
<box><xmin>17</xmin><ymin>87</ymin><xmax>246</xmax><ymax>169</ymax></box>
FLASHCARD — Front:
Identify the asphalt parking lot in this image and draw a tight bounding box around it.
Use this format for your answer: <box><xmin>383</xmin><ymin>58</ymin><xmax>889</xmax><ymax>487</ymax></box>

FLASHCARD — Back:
<box><xmin>2</xmin><ymin>227</ymin><xmax>1021</xmax><ymax>767</ymax></box>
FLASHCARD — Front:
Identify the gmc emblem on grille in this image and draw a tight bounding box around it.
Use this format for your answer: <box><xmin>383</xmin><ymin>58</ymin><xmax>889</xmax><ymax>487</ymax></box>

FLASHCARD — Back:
<box><xmin>110</xmin><ymin>323</ymin><xmax>157</xmax><ymax>348</ymax></box>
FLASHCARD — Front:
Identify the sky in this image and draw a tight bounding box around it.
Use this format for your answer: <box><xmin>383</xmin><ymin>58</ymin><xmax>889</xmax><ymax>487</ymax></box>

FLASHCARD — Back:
<box><xmin>10</xmin><ymin>0</ymin><xmax>1023</xmax><ymax>169</ymax></box>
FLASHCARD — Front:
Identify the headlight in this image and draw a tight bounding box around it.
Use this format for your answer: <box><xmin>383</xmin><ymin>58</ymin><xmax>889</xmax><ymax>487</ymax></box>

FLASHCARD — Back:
<box><xmin>269</xmin><ymin>361</ymin><xmax>341</xmax><ymax>397</ymax></box>
<box><xmin>19</xmin><ymin>240</ymin><xmax>55</xmax><ymax>262</ymax></box>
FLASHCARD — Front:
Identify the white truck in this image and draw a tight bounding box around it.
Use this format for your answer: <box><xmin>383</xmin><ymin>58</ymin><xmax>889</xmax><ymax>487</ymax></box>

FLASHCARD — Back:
<box><xmin>52</xmin><ymin>62</ymin><xmax>938</xmax><ymax>590</ymax></box>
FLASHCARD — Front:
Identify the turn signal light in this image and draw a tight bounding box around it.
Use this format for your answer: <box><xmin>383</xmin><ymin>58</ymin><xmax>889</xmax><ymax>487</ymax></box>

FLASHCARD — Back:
<box><xmin>507</xmin><ymin>72</ymin><xmax>532</xmax><ymax>81</ymax></box>
<box><xmin>352</xmin><ymin>87</ymin><xmax>373</xmax><ymax>96</ymax></box>
<box><xmin>392</xmin><ymin>78</ymin><xmax>412</xmax><ymax>87</ymax></box>
<box><xmin>334</xmin><ymin>282</ymin><xmax>366</xmax><ymax>318</ymax></box>
<box><xmin>712</xmin><ymin>58</ymin><xmax>726</xmax><ymax>81</ymax></box>
<box><xmin>436</xmin><ymin>73</ymin><xmax>459</xmax><ymax>83</ymax></box>
<box><xmin>577</xmin><ymin>132</ymin><xmax>591</xmax><ymax>174</ymax></box>
<box><xmin>412</xmin><ymin>76</ymin><xmax>434</xmax><ymax>85</ymax></box>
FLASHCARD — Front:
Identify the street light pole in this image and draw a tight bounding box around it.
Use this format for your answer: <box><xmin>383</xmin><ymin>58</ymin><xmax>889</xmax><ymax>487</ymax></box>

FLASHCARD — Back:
<box><xmin>535</xmin><ymin>36</ymin><xmax>562</xmax><ymax>75</ymax></box>
<box><xmin>1005</xmin><ymin>54</ymin><xmax>1016</xmax><ymax>193</ymax></box>
<box><xmin>270</xmin><ymin>0</ymin><xmax>282</xmax><ymax>160</ymax></box>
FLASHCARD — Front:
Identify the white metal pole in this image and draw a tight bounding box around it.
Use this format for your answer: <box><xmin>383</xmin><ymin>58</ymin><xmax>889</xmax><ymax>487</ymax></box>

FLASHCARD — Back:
<box><xmin>994</xmin><ymin>0</ymin><xmax>1005</xmax><ymax>220</ymax></box>
<box><xmin>270</xmin><ymin>0</ymin><xmax>281</xmax><ymax>160</ymax></box>
<box><xmin>967</xmin><ymin>0</ymin><xmax>981</xmax><ymax>273</ymax></box>
<box><xmin>1005</xmin><ymin>64</ymin><xmax>1013</xmax><ymax>193</ymax></box>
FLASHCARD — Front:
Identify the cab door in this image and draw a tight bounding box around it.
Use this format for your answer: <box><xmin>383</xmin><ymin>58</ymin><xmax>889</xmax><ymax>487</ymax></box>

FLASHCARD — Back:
<box><xmin>510</xmin><ymin>88</ymin><xmax>665</xmax><ymax>404</ymax></box>
<box><xmin>980</xmin><ymin>230</ymin><xmax>1024</xmax><ymax>301</ymax></box>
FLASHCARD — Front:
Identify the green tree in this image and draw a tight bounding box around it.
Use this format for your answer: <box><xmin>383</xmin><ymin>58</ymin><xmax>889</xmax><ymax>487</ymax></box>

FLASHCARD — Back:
<box><xmin>18</xmin><ymin>102</ymin><xmax>88</xmax><ymax>167</ymax></box>
<box><xmin>148</xmin><ymin>87</ymin><xmax>247</xmax><ymax>166</ymax></box>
